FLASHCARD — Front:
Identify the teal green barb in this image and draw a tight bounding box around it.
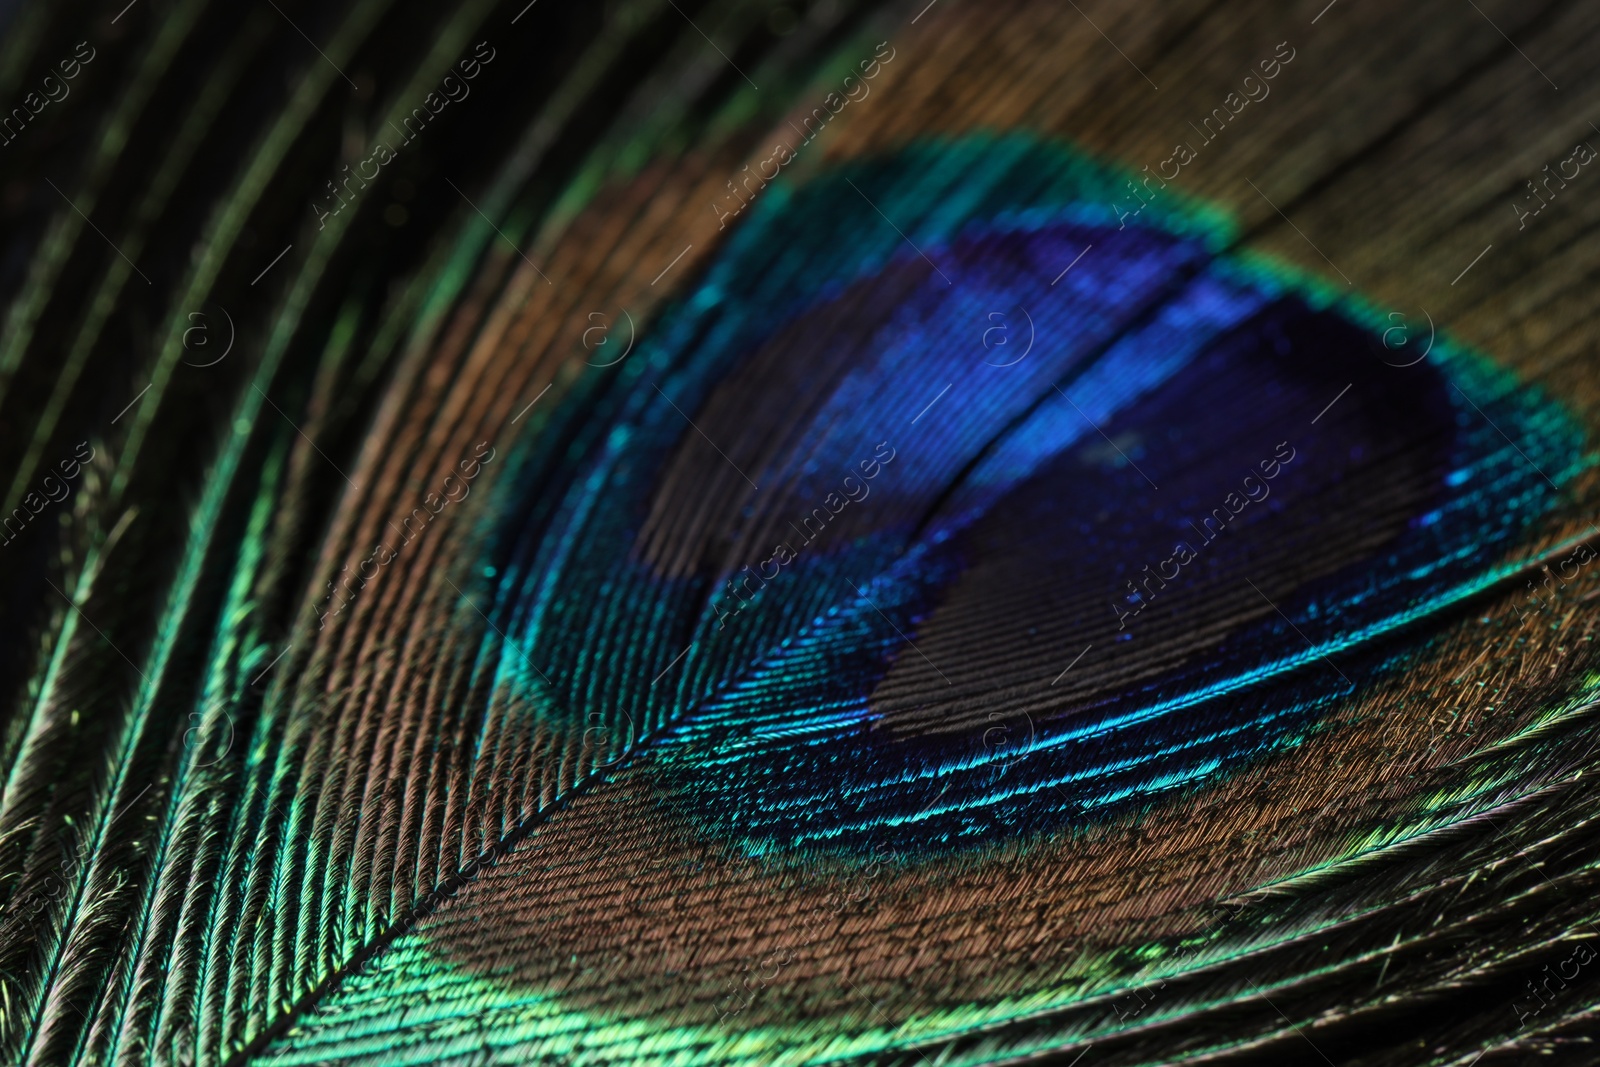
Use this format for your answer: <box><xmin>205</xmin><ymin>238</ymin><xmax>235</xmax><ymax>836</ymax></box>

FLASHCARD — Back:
<box><xmin>0</xmin><ymin>1</ymin><xmax>1597</xmax><ymax>1066</ymax></box>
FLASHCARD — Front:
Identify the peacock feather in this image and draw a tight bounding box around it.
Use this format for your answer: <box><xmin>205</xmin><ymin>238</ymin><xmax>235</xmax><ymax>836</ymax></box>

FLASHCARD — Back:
<box><xmin>0</xmin><ymin>1</ymin><xmax>1598</xmax><ymax>1065</ymax></box>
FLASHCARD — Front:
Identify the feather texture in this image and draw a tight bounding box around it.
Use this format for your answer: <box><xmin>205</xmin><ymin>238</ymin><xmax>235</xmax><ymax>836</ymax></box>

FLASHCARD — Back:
<box><xmin>0</xmin><ymin>1</ymin><xmax>1598</xmax><ymax>1065</ymax></box>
